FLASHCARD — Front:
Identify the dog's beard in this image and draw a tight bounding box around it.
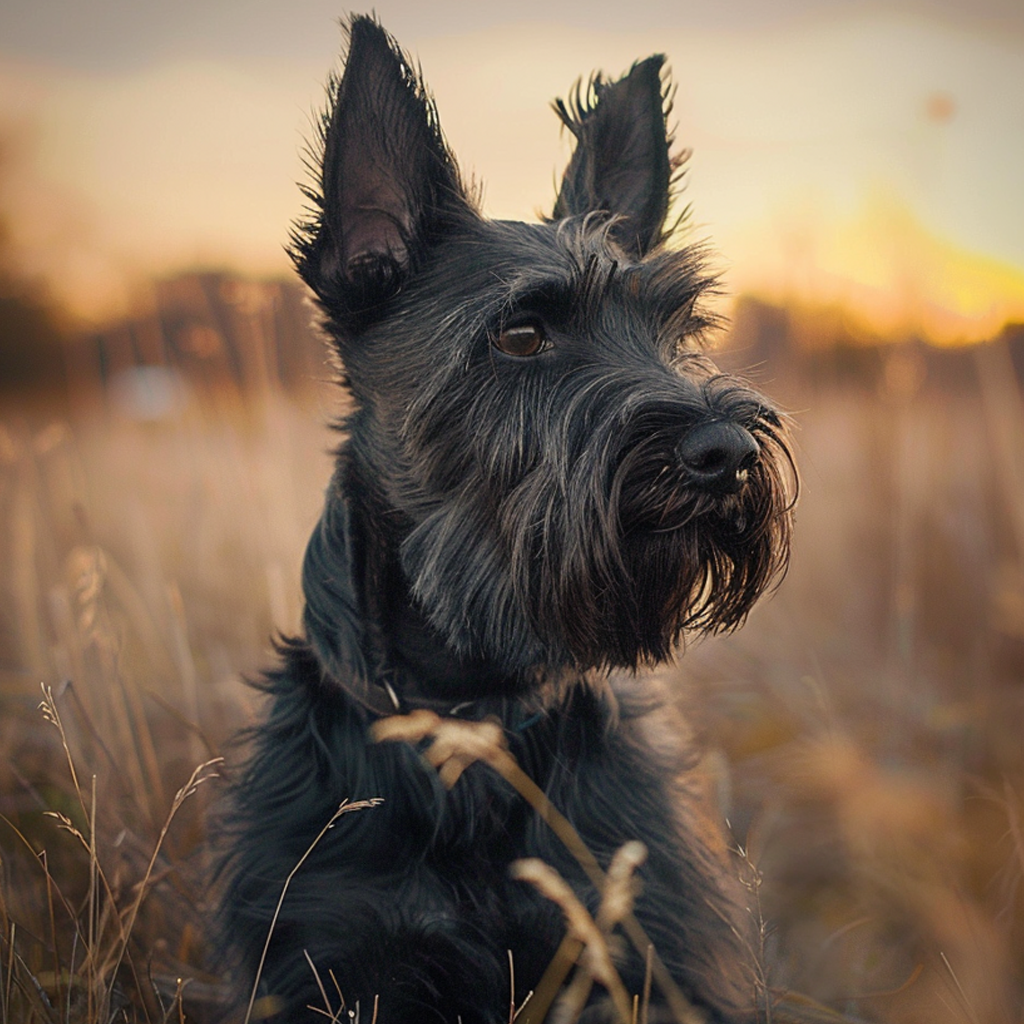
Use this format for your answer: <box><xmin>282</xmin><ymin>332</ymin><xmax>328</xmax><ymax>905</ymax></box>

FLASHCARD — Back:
<box><xmin>511</xmin><ymin>418</ymin><xmax>793</xmax><ymax>668</ymax></box>
<box><xmin>402</xmin><ymin>410</ymin><xmax>794</xmax><ymax>676</ymax></box>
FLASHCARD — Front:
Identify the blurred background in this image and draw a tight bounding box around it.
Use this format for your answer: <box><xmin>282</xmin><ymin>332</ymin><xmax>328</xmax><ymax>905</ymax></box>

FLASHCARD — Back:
<box><xmin>0</xmin><ymin>1</ymin><xmax>1022</xmax><ymax>1022</ymax></box>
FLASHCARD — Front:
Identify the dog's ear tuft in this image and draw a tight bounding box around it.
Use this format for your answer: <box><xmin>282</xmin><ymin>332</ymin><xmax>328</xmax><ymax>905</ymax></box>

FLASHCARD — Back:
<box><xmin>292</xmin><ymin>16</ymin><xmax>472</xmax><ymax>328</ymax></box>
<box><xmin>552</xmin><ymin>56</ymin><xmax>675</xmax><ymax>259</ymax></box>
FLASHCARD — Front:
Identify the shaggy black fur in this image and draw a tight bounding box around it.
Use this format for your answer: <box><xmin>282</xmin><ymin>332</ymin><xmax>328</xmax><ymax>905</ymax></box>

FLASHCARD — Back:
<box><xmin>219</xmin><ymin>15</ymin><xmax>795</xmax><ymax>1024</ymax></box>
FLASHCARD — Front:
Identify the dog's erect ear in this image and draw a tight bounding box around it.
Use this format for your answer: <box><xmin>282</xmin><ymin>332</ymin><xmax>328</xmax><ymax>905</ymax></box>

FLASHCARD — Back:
<box><xmin>292</xmin><ymin>16</ymin><xmax>469</xmax><ymax>325</ymax></box>
<box><xmin>552</xmin><ymin>56</ymin><xmax>674</xmax><ymax>259</ymax></box>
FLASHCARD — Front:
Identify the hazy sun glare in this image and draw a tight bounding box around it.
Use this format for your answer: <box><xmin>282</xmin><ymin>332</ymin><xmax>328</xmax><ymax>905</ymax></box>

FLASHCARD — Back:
<box><xmin>728</xmin><ymin>191</ymin><xmax>1024</xmax><ymax>344</ymax></box>
<box><xmin>1</xmin><ymin>12</ymin><xmax>1021</xmax><ymax>341</ymax></box>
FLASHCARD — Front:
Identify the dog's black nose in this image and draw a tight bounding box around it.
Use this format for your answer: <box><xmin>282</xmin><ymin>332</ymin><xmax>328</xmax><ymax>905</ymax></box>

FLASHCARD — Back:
<box><xmin>678</xmin><ymin>421</ymin><xmax>760</xmax><ymax>494</ymax></box>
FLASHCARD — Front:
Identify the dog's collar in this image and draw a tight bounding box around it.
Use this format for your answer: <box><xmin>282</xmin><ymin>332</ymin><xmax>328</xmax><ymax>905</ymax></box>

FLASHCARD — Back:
<box><xmin>326</xmin><ymin>668</ymin><xmax>423</xmax><ymax>718</ymax></box>
<box><xmin>330</xmin><ymin>666</ymin><xmax>548</xmax><ymax>733</ymax></box>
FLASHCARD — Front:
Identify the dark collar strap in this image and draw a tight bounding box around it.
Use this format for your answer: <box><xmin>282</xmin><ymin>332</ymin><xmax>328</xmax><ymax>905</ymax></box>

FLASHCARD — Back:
<box><xmin>330</xmin><ymin>666</ymin><xmax>551</xmax><ymax>733</ymax></box>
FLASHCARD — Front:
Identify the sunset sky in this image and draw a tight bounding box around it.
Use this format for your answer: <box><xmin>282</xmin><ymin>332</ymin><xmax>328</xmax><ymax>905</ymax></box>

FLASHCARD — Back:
<box><xmin>1</xmin><ymin>0</ymin><xmax>1023</xmax><ymax>342</ymax></box>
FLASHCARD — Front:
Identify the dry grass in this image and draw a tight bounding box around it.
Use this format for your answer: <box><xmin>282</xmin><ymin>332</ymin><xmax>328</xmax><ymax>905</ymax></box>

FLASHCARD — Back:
<box><xmin>0</xmin><ymin>339</ymin><xmax>1022</xmax><ymax>1022</ymax></box>
<box><xmin>684</xmin><ymin>342</ymin><xmax>1024</xmax><ymax>1022</ymax></box>
<box><xmin>0</xmin><ymin>386</ymin><xmax>333</xmax><ymax>1022</ymax></box>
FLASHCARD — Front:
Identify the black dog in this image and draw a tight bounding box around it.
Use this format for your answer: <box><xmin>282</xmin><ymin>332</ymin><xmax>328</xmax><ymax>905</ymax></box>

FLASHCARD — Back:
<box><xmin>220</xmin><ymin>15</ymin><xmax>794</xmax><ymax>1024</ymax></box>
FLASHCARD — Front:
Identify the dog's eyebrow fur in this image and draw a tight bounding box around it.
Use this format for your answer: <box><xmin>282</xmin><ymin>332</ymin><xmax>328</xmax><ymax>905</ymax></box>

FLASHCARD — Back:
<box><xmin>631</xmin><ymin>245</ymin><xmax>723</xmax><ymax>342</ymax></box>
<box><xmin>484</xmin><ymin>222</ymin><xmax>719</xmax><ymax>342</ymax></box>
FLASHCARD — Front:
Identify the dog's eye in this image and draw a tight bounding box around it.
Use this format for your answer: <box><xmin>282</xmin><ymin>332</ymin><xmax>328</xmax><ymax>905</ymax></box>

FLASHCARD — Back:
<box><xmin>494</xmin><ymin>323</ymin><xmax>547</xmax><ymax>358</ymax></box>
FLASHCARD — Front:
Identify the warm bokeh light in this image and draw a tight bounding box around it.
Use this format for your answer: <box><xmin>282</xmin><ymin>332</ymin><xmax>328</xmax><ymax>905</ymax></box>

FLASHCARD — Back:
<box><xmin>727</xmin><ymin>191</ymin><xmax>1024</xmax><ymax>344</ymax></box>
<box><xmin>1</xmin><ymin>12</ymin><xmax>1022</xmax><ymax>342</ymax></box>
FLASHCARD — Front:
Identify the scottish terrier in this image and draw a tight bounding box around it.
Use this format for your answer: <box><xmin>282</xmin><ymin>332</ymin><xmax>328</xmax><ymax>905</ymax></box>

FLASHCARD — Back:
<box><xmin>220</xmin><ymin>15</ymin><xmax>794</xmax><ymax>1024</ymax></box>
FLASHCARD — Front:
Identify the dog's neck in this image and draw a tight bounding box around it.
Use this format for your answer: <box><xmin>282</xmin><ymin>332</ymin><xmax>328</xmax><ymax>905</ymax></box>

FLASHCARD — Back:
<box><xmin>304</xmin><ymin>447</ymin><xmax>539</xmax><ymax>714</ymax></box>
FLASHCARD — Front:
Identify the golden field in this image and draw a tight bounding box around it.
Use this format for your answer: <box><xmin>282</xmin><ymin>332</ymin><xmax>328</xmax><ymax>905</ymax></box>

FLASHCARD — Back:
<box><xmin>1</xmin><ymin>300</ymin><xmax>1022</xmax><ymax>1023</ymax></box>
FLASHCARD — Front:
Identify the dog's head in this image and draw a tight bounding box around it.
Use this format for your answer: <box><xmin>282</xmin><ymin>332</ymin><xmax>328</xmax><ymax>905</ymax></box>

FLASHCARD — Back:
<box><xmin>296</xmin><ymin>17</ymin><xmax>795</xmax><ymax>679</ymax></box>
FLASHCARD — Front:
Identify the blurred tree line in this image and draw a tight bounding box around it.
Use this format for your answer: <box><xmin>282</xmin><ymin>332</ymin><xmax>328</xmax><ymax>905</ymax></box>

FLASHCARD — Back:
<box><xmin>0</xmin><ymin>134</ymin><xmax>67</xmax><ymax>407</ymax></box>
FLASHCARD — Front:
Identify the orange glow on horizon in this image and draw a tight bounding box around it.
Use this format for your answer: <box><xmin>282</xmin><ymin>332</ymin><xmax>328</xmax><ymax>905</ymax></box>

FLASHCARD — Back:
<box><xmin>2</xmin><ymin>16</ymin><xmax>1022</xmax><ymax>348</ymax></box>
<box><xmin>15</xmin><ymin>186</ymin><xmax>1024</xmax><ymax>349</ymax></box>
<box><xmin>724</xmin><ymin>192</ymin><xmax>1024</xmax><ymax>347</ymax></box>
